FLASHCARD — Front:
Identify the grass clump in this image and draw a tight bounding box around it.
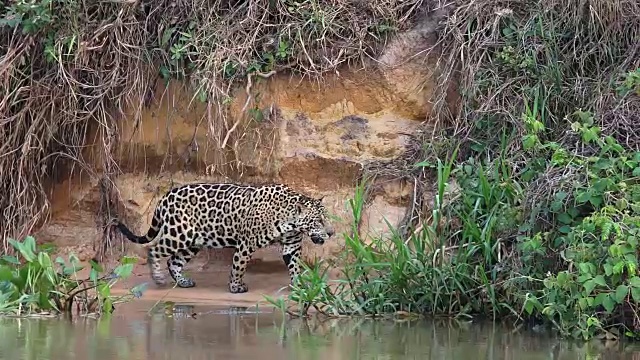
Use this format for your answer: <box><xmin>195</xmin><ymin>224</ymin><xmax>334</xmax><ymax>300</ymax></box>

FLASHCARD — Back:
<box><xmin>0</xmin><ymin>0</ymin><xmax>424</xmax><ymax>254</ymax></box>
<box><xmin>265</xmin><ymin>0</ymin><xmax>640</xmax><ymax>342</ymax></box>
<box><xmin>0</xmin><ymin>235</ymin><xmax>144</xmax><ymax>317</ymax></box>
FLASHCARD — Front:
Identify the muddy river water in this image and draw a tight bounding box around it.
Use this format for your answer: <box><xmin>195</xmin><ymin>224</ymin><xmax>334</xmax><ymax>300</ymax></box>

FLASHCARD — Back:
<box><xmin>1</xmin><ymin>301</ymin><xmax>639</xmax><ymax>360</ymax></box>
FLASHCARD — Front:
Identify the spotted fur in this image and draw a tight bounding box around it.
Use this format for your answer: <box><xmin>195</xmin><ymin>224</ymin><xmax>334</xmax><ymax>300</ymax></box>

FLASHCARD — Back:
<box><xmin>113</xmin><ymin>182</ymin><xmax>335</xmax><ymax>293</ymax></box>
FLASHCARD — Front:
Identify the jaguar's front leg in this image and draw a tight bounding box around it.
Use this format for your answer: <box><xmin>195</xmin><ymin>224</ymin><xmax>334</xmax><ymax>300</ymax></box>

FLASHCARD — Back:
<box><xmin>282</xmin><ymin>240</ymin><xmax>303</xmax><ymax>286</ymax></box>
<box><xmin>167</xmin><ymin>246</ymin><xmax>200</xmax><ymax>288</ymax></box>
<box><xmin>228</xmin><ymin>242</ymin><xmax>255</xmax><ymax>294</ymax></box>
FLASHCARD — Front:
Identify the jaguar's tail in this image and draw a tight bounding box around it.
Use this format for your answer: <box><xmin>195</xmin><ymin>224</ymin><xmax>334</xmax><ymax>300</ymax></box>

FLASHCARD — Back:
<box><xmin>113</xmin><ymin>212</ymin><xmax>162</xmax><ymax>245</ymax></box>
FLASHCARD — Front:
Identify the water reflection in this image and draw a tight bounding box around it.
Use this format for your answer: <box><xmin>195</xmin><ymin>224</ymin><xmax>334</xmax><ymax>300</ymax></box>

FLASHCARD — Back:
<box><xmin>1</xmin><ymin>302</ymin><xmax>640</xmax><ymax>359</ymax></box>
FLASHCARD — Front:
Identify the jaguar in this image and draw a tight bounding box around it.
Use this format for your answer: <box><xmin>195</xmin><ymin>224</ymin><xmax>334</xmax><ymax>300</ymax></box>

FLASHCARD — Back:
<box><xmin>112</xmin><ymin>182</ymin><xmax>335</xmax><ymax>293</ymax></box>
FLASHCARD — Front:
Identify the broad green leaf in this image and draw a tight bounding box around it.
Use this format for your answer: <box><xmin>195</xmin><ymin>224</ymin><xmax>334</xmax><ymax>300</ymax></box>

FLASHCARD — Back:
<box><xmin>89</xmin><ymin>260</ymin><xmax>104</xmax><ymax>273</ymax></box>
<box><xmin>550</xmin><ymin>201</ymin><xmax>563</xmax><ymax>212</ymax></box>
<box><xmin>43</xmin><ymin>266</ymin><xmax>57</xmax><ymax>286</ymax></box>
<box><xmin>604</xmin><ymin>264</ymin><xmax>613</xmax><ymax>276</ymax></box>
<box><xmin>120</xmin><ymin>256</ymin><xmax>138</xmax><ymax>265</ymax></box>
<box><xmin>593</xmin><ymin>275</ymin><xmax>607</xmax><ymax>287</ymax></box>
<box><xmin>557</xmin><ymin>213</ymin><xmax>573</xmax><ymax>225</ymax></box>
<box><xmin>582</xmin><ymin>128</ymin><xmax>599</xmax><ymax>143</ymax></box>
<box><xmin>594</xmin><ymin>293</ymin><xmax>607</xmax><ymax>306</ymax></box>
<box><xmin>0</xmin><ymin>267</ymin><xmax>14</xmax><ymax>282</ymax></box>
<box><xmin>68</xmin><ymin>254</ymin><xmax>80</xmax><ymax>266</ymax></box>
<box><xmin>98</xmin><ymin>283</ymin><xmax>111</xmax><ymax>299</ymax></box>
<box><xmin>9</xmin><ymin>239</ymin><xmax>33</xmax><ymax>263</ymax></box>
<box><xmin>23</xmin><ymin>236</ymin><xmax>37</xmax><ymax>260</ymax></box>
<box><xmin>602</xmin><ymin>294</ymin><xmax>616</xmax><ymax>313</ymax></box>
<box><xmin>413</xmin><ymin>161</ymin><xmax>433</xmax><ymax>168</ymax></box>
<box><xmin>613</xmin><ymin>262</ymin><xmax>625</xmax><ymax>274</ymax></box>
<box><xmin>588</xmin><ymin>195</ymin><xmax>603</xmax><ymax>207</ymax></box>
<box><xmin>593</xmin><ymin>159</ymin><xmax>612</xmax><ymax>171</ymax></box>
<box><xmin>578</xmin><ymin>297</ymin><xmax>588</xmax><ymax>310</ymax></box>
<box><xmin>559</xmin><ymin>225</ymin><xmax>572</xmax><ymax>234</ymax></box>
<box><xmin>555</xmin><ymin>191</ymin><xmax>568</xmax><ymax>201</ymax></box>
<box><xmin>576</xmin><ymin>191</ymin><xmax>591</xmax><ymax>203</ymax></box>
<box><xmin>37</xmin><ymin>252</ymin><xmax>52</xmax><ymax>268</ymax></box>
<box><xmin>524</xmin><ymin>299</ymin><xmax>535</xmax><ymax>315</ymax></box>
<box><xmin>629</xmin><ymin>276</ymin><xmax>640</xmax><ymax>288</ymax></box>
<box><xmin>62</xmin><ymin>264</ymin><xmax>84</xmax><ymax>276</ymax></box>
<box><xmin>616</xmin><ymin>198</ymin><xmax>629</xmax><ymax>210</ymax></box>
<box><xmin>583</xmin><ymin>279</ymin><xmax>596</xmax><ymax>295</ymax></box>
<box><xmin>615</xmin><ymin>285</ymin><xmax>629</xmax><ymax>303</ymax></box>
<box><xmin>114</xmin><ymin>264</ymin><xmax>134</xmax><ymax>279</ymax></box>
<box><xmin>522</xmin><ymin>134</ymin><xmax>539</xmax><ymax>150</ymax></box>
<box><xmin>557</xmin><ymin>271</ymin><xmax>570</xmax><ymax>284</ymax></box>
<box><xmin>1</xmin><ymin>256</ymin><xmax>20</xmax><ymax>265</ymax></box>
<box><xmin>102</xmin><ymin>298</ymin><xmax>114</xmax><ymax>314</ymax></box>
<box><xmin>90</xmin><ymin>269</ymin><xmax>99</xmax><ymax>284</ymax></box>
<box><xmin>578</xmin><ymin>262</ymin><xmax>593</xmax><ymax>276</ymax></box>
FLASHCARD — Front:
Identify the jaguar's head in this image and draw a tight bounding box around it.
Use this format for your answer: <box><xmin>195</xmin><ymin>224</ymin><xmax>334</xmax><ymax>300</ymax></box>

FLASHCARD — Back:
<box><xmin>294</xmin><ymin>196</ymin><xmax>335</xmax><ymax>245</ymax></box>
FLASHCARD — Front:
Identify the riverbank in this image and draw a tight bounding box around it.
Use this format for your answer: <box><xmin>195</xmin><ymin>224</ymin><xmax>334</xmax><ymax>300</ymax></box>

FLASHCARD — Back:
<box><xmin>107</xmin><ymin>259</ymin><xmax>292</xmax><ymax>308</ymax></box>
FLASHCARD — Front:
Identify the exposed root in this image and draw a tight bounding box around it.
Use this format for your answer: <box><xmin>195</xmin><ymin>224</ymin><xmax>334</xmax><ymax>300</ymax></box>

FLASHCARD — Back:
<box><xmin>220</xmin><ymin>70</ymin><xmax>277</xmax><ymax>149</ymax></box>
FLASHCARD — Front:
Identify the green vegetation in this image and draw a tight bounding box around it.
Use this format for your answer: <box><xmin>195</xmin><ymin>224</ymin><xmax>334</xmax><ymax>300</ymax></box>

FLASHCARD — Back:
<box><xmin>0</xmin><ymin>236</ymin><xmax>144</xmax><ymax>317</ymax></box>
<box><xmin>265</xmin><ymin>0</ymin><xmax>640</xmax><ymax>342</ymax></box>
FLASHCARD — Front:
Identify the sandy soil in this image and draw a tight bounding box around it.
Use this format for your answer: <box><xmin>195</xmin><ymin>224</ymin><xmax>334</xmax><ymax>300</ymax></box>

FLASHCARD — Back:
<box><xmin>102</xmin><ymin>256</ymin><xmax>293</xmax><ymax>307</ymax></box>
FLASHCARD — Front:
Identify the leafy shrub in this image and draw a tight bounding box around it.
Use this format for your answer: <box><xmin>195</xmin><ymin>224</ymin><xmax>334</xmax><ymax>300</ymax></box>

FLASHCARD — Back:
<box><xmin>0</xmin><ymin>236</ymin><xmax>144</xmax><ymax>317</ymax></box>
<box><xmin>517</xmin><ymin>110</ymin><xmax>640</xmax><ymax>340</ymax></box>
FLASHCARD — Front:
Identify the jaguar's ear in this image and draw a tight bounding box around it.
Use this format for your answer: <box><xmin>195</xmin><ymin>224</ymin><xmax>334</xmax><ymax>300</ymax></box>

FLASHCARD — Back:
<box><xmin>318</xmin><ymin>195</ymin><xmax>325</xmax><ymax>202</ymax></box>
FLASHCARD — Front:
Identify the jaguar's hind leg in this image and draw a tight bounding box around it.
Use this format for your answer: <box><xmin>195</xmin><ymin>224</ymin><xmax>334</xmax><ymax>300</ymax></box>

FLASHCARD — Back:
<box><xmin>147</xmin><ymin>245</ymin><xmax>167</xmax><ymax>286</ymax></box>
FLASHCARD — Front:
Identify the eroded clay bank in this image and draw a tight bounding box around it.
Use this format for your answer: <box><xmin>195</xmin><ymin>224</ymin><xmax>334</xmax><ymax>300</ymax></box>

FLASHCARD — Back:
<box><xmin>34</xmin><ymin>15</ymin><xmax>452</xmax><ymax>304</ymax></box>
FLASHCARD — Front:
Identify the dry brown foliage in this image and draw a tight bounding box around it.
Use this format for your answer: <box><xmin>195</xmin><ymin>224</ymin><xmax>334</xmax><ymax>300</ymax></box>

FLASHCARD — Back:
<box><xmin>432</xmin><ymin>0</ymin><xmax>640</xmax><ymax>134</ymax></box>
